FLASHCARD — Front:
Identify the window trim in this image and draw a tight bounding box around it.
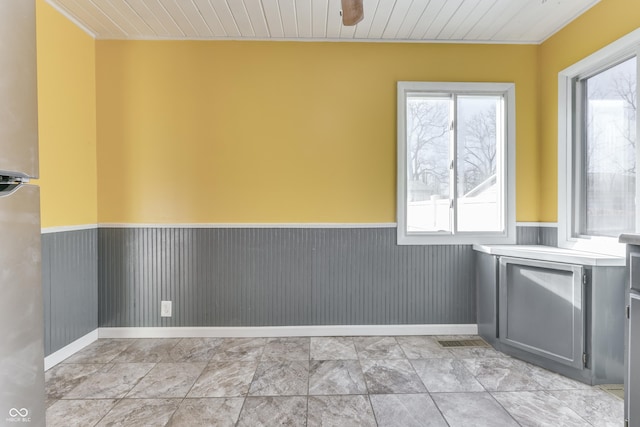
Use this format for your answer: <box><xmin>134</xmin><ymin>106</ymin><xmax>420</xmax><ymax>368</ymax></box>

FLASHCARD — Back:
<box><xmin>557</xmin><ymin>28</ymin><xmax>640</xmax><ymax>257</ymax></box>
<box><xmin>397</xmin><ymin>81</ymin><xmax>516</xmax><ymax>245</ymax></box>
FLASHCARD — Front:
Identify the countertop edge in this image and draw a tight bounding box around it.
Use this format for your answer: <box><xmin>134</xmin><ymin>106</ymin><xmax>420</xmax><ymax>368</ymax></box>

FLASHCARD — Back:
<box><xmin>472</xmin><ymin>244</ymin><xmax>625</xmax><ymax>267</ymax></box>
<box><xmin>619</xmin><ymin>234</ymin><xmax>640</xmax><ymax>245</ymax></box>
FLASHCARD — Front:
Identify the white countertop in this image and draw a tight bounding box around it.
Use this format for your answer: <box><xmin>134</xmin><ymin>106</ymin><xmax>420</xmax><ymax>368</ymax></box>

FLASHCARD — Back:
<box><xmin>472</xmin><ymin>244</ymin><xmax>625</xmax><ymax>267</ymax></box>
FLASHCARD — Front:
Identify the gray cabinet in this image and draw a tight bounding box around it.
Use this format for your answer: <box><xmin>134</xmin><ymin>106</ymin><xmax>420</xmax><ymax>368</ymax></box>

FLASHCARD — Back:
<box><xmin>475</xmin><ymin>245</ymin><xmax>625</xmax><ymax>385</ymax></box>
<box><xmin>619</xmin><ymin>235</ymin><xmax>640</xmax><ymax>426</ymax></box>
<box><xmin>628</xmin><ymin>293</ymin><xmax>640</xmax><ymax>426</ymax></box>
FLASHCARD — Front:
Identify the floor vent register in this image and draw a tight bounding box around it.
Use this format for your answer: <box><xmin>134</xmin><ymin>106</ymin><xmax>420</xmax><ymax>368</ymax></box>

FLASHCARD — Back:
<box><xmin>437</xmin><ymin>339</ymin><xmax>490</xmax><ymax>348</ymax></box>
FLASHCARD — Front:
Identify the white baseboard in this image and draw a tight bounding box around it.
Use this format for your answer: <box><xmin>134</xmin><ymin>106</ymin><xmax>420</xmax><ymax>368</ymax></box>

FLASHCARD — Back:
<box><xmin>98</xmin><ymin>324</ymin><xmax>477</xmax><ymax>339</ymax></box>
<box><xmin>44</xmin><ymin>329</ymin><xmax>99</xmax><ymax>370</ymax></box>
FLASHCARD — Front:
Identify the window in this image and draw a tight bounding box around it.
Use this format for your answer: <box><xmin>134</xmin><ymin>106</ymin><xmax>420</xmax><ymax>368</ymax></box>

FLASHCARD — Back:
<box><xmin>558</xmin><ymin>30</ymin><xmax>640</xmax><ymax>256</ymax></box>
<box><xmin>397</xmin><ymin>82</ymin><xmax>516</xmax><ymax>245</ymax></box>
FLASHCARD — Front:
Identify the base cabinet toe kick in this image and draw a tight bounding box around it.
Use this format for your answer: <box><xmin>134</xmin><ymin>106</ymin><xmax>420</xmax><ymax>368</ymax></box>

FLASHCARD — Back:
<box><xmin>474</xmin><ymin>245</ymin><xmax>626</xmax><ymax>386</ymax></box>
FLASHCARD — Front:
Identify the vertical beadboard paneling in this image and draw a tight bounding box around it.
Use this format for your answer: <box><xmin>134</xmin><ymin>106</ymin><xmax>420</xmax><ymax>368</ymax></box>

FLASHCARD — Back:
<box><xmin>42</xmin><ymin>229</ymin><xmax>97</xmax><ymax>356</ymax></box>
<box><xmin>203</xmin><ymin>228</ymin><xmax>312</xmax><ymax>326</ymax></box>
<box><xmin>41</xmin><ymin>236</ymin><xmax>52</xmax><ymax>355</ymax></box>
<box><xmin>516</xmin><ymin>225</ymin><xmax>559</xmax><ymax>247</ymax></box>
<box><xmin>516</xmin><ymin>225</ymin><xmax>540</xmax><ymax>244</ymax></box>
<box><xmin>309</xmin><ymin>229</ymin><xmax>476</xmax><ymax>325</ymax></box>
<box><xmin>540</xmin><ymin>226</ymin><xmax>558</xmax><ymax>247</ymax></box>
<box><xmin>98</xmin><ymin>228</ymin><xmax>132</xmax><ymax>327</ymax></box>
<box><xmin>98</xmin><ymin>227</ymin><xmax>476</xmax><ymax>327</ymax></box>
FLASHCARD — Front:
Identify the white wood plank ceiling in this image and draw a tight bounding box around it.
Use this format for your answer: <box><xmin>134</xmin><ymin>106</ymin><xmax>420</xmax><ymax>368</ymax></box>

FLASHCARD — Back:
<box><xmin>46</xmin><ymin>0</ymin><xmax>600</xmax><ymax>44</ymax></box>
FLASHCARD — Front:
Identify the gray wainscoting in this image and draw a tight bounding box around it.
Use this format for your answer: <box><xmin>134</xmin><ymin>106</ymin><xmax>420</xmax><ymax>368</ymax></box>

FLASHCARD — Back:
<box><xmin>41</xmin><ymin>229</ymin><xmax>98</xmax><ymax>356</ymax></box>
<box><xmin>98</xmin><ymin>228</ymin><xmax>476</xmax><ymax>328</ymax></box>
<box><xmin>516</xmin><ymin>226</ymin><xmax>539</xmax><ymax>245</ymax></box>
<box><xmin>539</xmin><ymin>226</ymin><xmax>558</xmax><ymax>246</ymax></box>
<box><xmin>516</xmin><ymin>225</ymin><xmax>558</xmax><ymax>246</ymax></box>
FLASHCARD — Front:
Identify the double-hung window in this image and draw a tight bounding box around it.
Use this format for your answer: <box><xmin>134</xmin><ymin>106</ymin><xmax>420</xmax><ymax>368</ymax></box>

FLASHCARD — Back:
<box><xmin>397</xmin><ymin>82</ymin><xmax>516</xmax><ymax>245</ymax></box>
<box><xmin>558</xmin><ymin>31</ymin><xmax>640</xmax><ymax>256</ymax></box>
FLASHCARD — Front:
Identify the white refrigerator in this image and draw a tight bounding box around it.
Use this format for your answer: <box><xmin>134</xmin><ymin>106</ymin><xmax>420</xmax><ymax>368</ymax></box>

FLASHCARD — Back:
<box><xmin>0</xmin><ymin>0</ymin><xmax>46</xmax><ymax>425</ymax></box>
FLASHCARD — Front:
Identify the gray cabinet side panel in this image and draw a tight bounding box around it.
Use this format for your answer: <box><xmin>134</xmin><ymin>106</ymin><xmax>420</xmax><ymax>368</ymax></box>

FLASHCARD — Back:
<box><xmin>591</xmin><ymin>266</ymin><xmax>625</xmax><ymax>384</ymax></box>
<box><xmin>476</xmin><ymin>251</ymin><xmax>497</xmax><ymax>344</ymax></box>
<box><xmin>98</xmin><ymin>227</ymin><xmax>476</xmax><ymax>327</ymax></box>
<box><xmin>43</xmin><ymin>229</ymin><xmax>98</xmax><ymax>356</ymax></box>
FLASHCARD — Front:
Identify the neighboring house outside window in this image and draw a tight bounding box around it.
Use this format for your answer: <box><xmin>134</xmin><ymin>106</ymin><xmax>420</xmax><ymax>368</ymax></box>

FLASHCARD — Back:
<box><xmin>397</xmin><ymin>81</ymin><xmax>516</xmax><ymax>245</ymax></box>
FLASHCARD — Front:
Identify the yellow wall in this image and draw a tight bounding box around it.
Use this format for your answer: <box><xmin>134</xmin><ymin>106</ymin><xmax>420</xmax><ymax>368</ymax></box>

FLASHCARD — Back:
<box><xmin>539</xmin><ymin>0</ymin><xmax>640</xmax><ymax>222</ymax></box>
<box><xmin>36</xmin><ymin>0</ymin><xmax>640</xmax><ymax>226</ymax></box>
<box><xmin>35</xmin><ymin>0</ymin><xmax>97</xmax><ymax>228</ymax></box>
<box><xmin>96</xmin><ymin>41</ymin><xmax>539</xmax><ymax>223</ymax></box>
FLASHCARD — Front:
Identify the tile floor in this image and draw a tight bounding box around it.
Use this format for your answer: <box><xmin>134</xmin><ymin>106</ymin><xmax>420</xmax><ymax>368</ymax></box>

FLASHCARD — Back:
<box><xmin>45</xmin><ymin>336</ymin><xmax>624</xmax><ymax>426</ymax></box>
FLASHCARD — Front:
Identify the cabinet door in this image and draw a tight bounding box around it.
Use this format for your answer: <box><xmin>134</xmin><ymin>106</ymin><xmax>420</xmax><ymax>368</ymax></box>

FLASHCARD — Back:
<box><xmin>499</xmin><ymin>257</ymin><xmax>584</xmax><ymax>369</ymax></box>
<box><xmin>628</xmin><ymin>292</ymin><xmax>640</xmax><ymax>425</ymax></box>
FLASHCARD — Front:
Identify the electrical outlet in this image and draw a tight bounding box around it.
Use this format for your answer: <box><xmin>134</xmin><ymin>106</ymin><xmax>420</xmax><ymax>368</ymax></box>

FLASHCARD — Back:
<box><xmin>161</xmin><ymin>300</ymin><xmax>172</xmax><ymax>317</ymax></box>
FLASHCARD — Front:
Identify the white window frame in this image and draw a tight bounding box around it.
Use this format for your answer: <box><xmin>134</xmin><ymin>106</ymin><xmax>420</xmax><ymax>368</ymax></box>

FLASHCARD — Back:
<box><xmin>558</xmin><ymin>28</ymin><xmax>640</xmax><ymax>257</ymax></box>
<box><xmin>397</xmin><ymin>81</ymin><xmax>516</xmax><ymax>245</ymax></box>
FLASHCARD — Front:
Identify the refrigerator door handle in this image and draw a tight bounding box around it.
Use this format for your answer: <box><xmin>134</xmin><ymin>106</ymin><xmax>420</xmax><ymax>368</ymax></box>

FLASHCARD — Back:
<box><xmin>0</xmin><ymin>182</ymin><xmax>24</xmax><ymax>197</ymax></box>
<box><xmin>0</xmin><ymin>175</ymin><xmax>31</xmax><ymax>197</ymax></box>
<box><xmin>0</xmin><ymin>175</ymin><xmax>29</xmax><ymax>183</ymax></box>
